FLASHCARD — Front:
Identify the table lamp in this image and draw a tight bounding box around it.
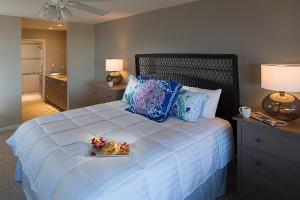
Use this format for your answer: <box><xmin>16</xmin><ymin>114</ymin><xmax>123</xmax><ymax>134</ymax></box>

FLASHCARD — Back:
<box><xmin>106</xmin><ymin>59</ymin><xmax>123</xmax><ymax>85</ymax></box>
<box><xmin>261</xmin><ymin>64</ymin><xmax>300</xmax><ymax>121</ymax></box>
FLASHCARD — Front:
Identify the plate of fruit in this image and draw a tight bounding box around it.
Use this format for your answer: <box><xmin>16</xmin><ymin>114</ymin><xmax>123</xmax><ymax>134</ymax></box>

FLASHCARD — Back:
<box><xmin>89</xmin><ymin>137</ymin><xmax>131</xmax><ymax>157</ymax></box>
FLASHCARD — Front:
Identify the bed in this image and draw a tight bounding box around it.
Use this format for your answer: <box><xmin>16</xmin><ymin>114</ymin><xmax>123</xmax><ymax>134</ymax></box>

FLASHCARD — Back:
<box><xmin>7</xmin><ymin>54</ymin><xmax>239</xmax><ymax>200</ymax></box>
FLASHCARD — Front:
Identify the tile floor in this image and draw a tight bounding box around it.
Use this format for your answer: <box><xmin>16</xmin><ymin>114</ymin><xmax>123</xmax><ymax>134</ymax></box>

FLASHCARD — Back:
<box><xmin>22</xmin><ymin>93</ymin><xmax>59</xmax><ymax>122</ymax></box>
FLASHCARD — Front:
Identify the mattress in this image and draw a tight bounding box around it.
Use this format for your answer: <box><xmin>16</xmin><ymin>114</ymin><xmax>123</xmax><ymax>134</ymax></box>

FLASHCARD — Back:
<box><xmin>6</xmin><ymin>101</ymin><xmax>235</xmax><ymax>200</ymax></box>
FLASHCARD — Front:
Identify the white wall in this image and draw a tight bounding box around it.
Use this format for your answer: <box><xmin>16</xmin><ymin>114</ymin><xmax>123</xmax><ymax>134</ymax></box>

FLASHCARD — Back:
<box><xmin>0</xmin><ymin>15</ymin><xmax>21</xmax><ymax>129</ymax></box>
<box><xmin>95</xmin><ymin>0</ymin><xmax>300</xmax><ymax>109</ymax></box>
<box><xmin>67</xmin><ymin>23</ymin><xmax>95</xmax><ymax>109</ymax></box>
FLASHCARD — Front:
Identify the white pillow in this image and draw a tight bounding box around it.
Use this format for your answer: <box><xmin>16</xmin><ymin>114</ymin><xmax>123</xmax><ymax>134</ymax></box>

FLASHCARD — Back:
<box><xmin>183</xmin><ymin>86</ymin><xmax>222</xmax><ymax>118</ymax></box>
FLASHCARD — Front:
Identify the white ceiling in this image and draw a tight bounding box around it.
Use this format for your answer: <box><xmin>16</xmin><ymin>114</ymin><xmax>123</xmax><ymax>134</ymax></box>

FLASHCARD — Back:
<box><xmin>0</xmin><ymin>0</ymin><xmax>198</xmax><ymax>24</ymax></box>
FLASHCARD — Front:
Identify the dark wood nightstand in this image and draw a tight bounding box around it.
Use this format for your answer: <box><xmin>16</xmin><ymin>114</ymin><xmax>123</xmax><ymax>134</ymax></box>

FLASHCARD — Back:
<box><xmin>92</xmin><ymin>81</ymin><xmax>126</xmax><ymax>104</ymax></box>
<box><xmin>233</xmin><ymin>115</ymin><xmax>300</xmax><ymax>200</ymax></box>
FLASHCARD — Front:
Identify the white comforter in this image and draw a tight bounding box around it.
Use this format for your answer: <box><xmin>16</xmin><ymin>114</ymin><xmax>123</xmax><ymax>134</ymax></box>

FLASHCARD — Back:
<box><xmin>7</xmin><ymin>101</ymin><xmax>234</xmax><ymax>200</ymax></box>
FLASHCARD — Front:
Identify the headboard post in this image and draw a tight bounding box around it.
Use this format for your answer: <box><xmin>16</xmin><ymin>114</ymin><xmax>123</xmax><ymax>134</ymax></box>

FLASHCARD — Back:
<box><xmin>135</xmin><ymin>54</ymin><xmax>240</xmax><ymax>126</ymax></box>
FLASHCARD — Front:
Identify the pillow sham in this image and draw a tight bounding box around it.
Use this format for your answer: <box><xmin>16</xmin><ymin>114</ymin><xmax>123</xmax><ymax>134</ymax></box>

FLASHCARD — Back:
<box><xmin>183</xmin><ymin>86</ymin><xmax>222</xmax><ymax>118</ymax></box>
<box><xmin>170</xmin><ymin>89</ymin><xmax>209</xmax><ymax>122</ymax></box>
<box><xmin>126</xmin><ymin>78</ymin><xmax>182</xmax><ymax>122</ymax></box>
<box><xmin>122</xmin><ymin>75</ymin><xmax>139</xmax><ymax>104</ymax></box>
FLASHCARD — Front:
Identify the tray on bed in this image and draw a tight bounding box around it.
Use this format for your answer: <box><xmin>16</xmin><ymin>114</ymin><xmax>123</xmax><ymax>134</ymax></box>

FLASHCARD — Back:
<box><xmin>88</xmin><ymin>140</ymin><xmax>131</xmax><ymax>157</ymax></box>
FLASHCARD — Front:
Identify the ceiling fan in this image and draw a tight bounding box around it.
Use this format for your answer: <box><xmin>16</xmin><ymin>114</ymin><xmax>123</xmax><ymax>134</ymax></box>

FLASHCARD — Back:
<box><xmin>38</xmin><ymin>0</ymin><xmax>110</xmax><ymax>21</ymax></box>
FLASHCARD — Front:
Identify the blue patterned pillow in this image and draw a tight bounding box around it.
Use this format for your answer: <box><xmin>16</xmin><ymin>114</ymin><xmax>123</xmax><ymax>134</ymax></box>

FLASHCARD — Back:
<box><xmin>126</xmin><ymin>78</ymin><xmax>182</xmax><ymax>122</ymax></box>
<box><xmin>170</xmin><ymin>89</ymin><xmax>209</xmax><ymax>121</ymax></box>
<box><xmin>122</xmin><ymin>75</ymin><xmax>152</xmax><ymax>104</ymax></box>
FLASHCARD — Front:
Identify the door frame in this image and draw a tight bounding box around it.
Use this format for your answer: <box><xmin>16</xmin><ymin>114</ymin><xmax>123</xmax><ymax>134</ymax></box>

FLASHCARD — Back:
<box><xmin>21</xmin><ymin>39</ymin><xmax>46</xmax><ymax>99</ymax></box>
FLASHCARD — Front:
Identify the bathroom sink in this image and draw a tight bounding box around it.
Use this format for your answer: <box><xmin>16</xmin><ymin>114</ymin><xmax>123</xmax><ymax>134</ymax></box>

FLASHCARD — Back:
<box><xmin>50</xmin><ymin>73</ymin><xmax>61</xmax><ymax>76</ymax></box>
<box><xmin>48</xmin><ymin>74</ymin><xmax>68</xmax><ymax>81</ymax></box>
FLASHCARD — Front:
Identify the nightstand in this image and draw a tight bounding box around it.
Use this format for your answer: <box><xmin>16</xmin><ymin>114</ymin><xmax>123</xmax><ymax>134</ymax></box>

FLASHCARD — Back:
<box><xmin>234</xmin><ymin>115</ymin><xmax>300</xmax><ymax>200</ymax></box>
<box><xmin>92</xmin><ymin>81</ymin><xmax>126</xmax><ymax>104</ymax></box>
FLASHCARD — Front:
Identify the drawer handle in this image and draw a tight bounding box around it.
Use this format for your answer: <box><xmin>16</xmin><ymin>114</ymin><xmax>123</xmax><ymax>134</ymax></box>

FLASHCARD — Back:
<box><xmin>255</xmin><ymin>161</ymin><xmax>261</xmax><ymax>166</ymax></box>
<box><xmin>255</xmin><ymin>138</ymin><xmax>261</xmax><ymax>143</ymax></box>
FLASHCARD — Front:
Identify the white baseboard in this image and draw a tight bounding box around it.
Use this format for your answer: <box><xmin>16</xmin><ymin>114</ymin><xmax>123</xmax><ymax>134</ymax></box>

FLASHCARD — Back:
<box><xmin>0</xmin><ymin>124</ymin><xmax>20</xmax><ymax>133</ymax></box>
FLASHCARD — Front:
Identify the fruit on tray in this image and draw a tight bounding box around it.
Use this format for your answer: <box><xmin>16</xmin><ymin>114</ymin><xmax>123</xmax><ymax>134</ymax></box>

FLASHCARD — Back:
<box><xmin>90</xmin><ymin>137</ymin><xmax>106</xmax><ymax>150</ymax></box>
<box><xmin>90</xmin><ymin>137</ymin><xmax>131</xmax><ymax>156</ymax></box>
<box><xmin>90</xmin><ymin>151</ymin><xmax>96</xmax><ymax>156</ymax></box>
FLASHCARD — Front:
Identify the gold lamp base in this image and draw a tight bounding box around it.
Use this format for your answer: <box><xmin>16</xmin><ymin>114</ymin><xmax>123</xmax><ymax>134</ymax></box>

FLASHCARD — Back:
<box><xmin>262</xmin><ymin>92</ymin><xmax>300</xmax><ymax>121</ymax></box>
<box><xmin>106</xmin><ymin>72</ymin><xmax>122</xmax><ymax>85</ymax></box>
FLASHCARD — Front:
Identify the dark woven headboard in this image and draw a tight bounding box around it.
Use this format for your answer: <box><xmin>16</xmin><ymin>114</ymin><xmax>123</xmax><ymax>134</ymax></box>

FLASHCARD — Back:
<box><xmin>135</xmin><ymin>54</ymin><xmax>240</xmax><ymax>124</ymax></box>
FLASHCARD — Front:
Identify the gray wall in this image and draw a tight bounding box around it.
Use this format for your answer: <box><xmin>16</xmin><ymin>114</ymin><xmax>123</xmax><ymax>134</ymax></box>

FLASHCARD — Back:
<box><xmin>0</xmin><ymin>16</ymin><xmax>21</xmax><ymax>128</ymax></box>
<box><xmin>22</xmin><ymin>29</ymin><xmax>67</xmax><ymax>74</ymax></box>
<box><xmin>68</xmin><ymin>23</ymin><xmax>95</xmax><ymax>109</ymax></box>
<box><xmin>95</xmin><ymin>0</ymin><xmax>300</xmax><ymax>109</ymax></box>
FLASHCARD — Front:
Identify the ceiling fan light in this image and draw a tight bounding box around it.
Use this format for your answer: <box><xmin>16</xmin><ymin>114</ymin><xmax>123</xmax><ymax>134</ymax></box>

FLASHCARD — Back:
<box><xmin>47</xmin><ymin>4</ymin><xmax>58</xmax><ymax>21</ymax></box>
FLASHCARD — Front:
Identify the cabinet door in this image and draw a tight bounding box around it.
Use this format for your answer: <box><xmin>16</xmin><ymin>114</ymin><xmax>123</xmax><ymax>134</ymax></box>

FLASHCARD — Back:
<box><xmin>45</xmin><ymin>77</ymin><xmax>67</xmax><ymax>110</ymax></box>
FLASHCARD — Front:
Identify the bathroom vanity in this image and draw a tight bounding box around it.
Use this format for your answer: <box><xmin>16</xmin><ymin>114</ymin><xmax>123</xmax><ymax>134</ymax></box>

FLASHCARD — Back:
<box><xmin>45</xmin><ymin>75</ymin><xmax>68</xmax><ymax>110</ymax></box>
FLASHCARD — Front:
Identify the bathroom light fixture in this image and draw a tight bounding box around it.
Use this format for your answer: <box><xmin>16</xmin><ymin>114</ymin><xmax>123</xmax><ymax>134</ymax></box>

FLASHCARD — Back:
<box><xmin>261</xmin><ymin>64</ymin><xmax>300</xmax><ymax>120</ymax></box>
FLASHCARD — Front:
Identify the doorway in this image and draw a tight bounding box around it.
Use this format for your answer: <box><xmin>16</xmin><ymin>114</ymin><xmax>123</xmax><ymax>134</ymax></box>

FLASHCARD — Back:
<box><xmin>21</xmin><ymin>39</ymin><xmax>59</xmax><ymax>122</ymax></box>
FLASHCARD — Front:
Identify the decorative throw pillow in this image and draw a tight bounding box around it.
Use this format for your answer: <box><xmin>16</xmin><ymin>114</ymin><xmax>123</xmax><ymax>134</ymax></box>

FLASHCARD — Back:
<box><xmin>122</xmin><ymin>75</ymin><xmax>139</xmax><ymax>104</ymax></box>
<box><xmin>126</xmin><ymin>78</ymin><xmax>182</xmax><ymax>122</ymax></box>
<box><xmin>183</xmin><ymin>86</ymin><xmax>222</xmax><ymax>118</ymax></box>
<box><xmin>170</xmin><ymin>89</ymin><xmax>209</xmax><ymax>121</ymax></box>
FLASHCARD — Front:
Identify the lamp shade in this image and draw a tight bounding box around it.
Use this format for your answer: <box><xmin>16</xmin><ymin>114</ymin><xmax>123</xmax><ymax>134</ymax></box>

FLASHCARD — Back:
<box><xmin>261</xmin><ymin>64</ymin><xmax>300</xmax><ymax>92</ymax></box>
<box><xmin>106</xmin><ymin>59</ymin><xmax>123</xmax><ymax>72</ymax></box>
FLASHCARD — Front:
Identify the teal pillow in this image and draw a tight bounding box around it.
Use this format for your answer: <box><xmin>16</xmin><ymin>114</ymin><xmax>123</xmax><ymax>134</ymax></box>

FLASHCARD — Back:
<box><xmin>170</xmin><ymin>89</ymin><xmax>209</xmax><ymax>122</ymax></box>
<box><xmin>122</xmin><ymin>75</ymin><xmax>139</xmax><ymax>104</ymax></box>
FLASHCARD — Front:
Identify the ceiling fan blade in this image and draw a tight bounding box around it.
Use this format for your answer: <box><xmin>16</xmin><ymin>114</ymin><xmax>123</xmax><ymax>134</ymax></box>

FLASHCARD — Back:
<box><xmin>66</xmin><ymin>1</ymin><xmax>109</xmax><ymax>16</ymax></box>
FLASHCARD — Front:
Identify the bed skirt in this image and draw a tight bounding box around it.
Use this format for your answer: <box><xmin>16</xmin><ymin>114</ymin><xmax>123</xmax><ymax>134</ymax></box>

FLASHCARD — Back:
<box><xmin>16</xmin><ymin>160</ymin><xmax>235</xmax><ymax>200</ymax></box>
<box><xmin>185</xmin><ymin>161</ymin><xmax>235</xmax><ymax>200</ymax></box>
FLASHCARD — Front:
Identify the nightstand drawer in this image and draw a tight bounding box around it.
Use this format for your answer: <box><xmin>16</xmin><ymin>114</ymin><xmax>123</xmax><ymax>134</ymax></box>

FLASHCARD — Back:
<box><xmin>243</xmin><ymin>169</ymin><xmax>297</xmax><ymax>200</ymax></box>
<box><xmin>242</xmin><ymin>147</ymin><xmax>300</xmax><ymax>191</ymax></box>
<box><xmin>95</xmin><ymin>90</ymin><xmax>115</xmax><ymax>98</ymax></box>
<box><xmin>93</xmin><ymin>82</ymin><xmax>126</xmax><ymax>105</ymax></box>
<box><xmin>242</xmin><ymin>127</ymin><xmax>300</xmax><ymax>163</ymax></box>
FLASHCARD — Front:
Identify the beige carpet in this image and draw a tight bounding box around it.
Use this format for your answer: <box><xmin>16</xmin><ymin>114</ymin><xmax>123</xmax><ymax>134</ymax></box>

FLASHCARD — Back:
<box><xmin>0</xmin><ymin>131</ymin><xmax>26</xmax><ymax>200</ymax></box>
<box><xmin>22</xmin><ymin>93</ymin><xmax>59</xmax><ymax>122</ymax></box>
<box><xmin>0</xmin><ymin>93</ymin><xmax>59</xmax><ymax>200</ymax></box>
